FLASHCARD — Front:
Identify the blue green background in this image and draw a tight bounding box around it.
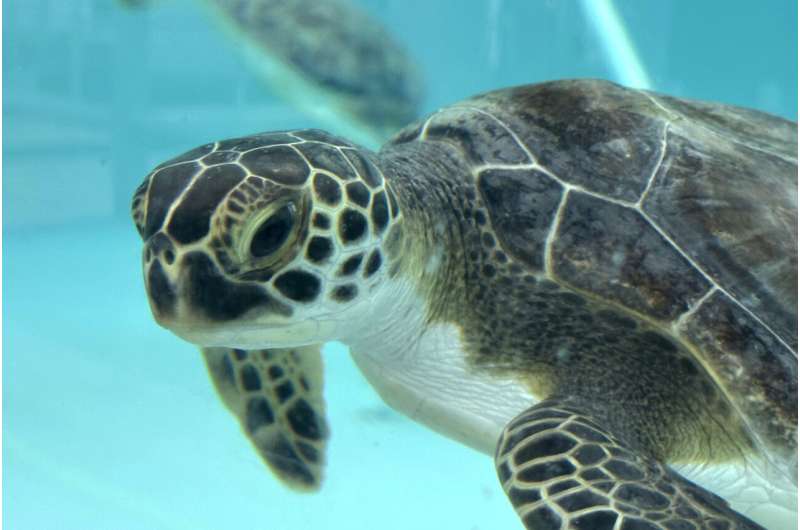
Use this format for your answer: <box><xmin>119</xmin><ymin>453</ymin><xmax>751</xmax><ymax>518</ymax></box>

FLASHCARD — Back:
<box><xmin>4</xmin><ymin>1</ymin><xmax>797</xmax><ymax>529</ymax></box>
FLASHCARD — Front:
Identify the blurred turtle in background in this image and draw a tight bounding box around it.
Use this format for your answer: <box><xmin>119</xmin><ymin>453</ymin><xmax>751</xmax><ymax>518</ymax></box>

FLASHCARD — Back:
<box><xmin>120</xmin><ymin>0</ymin><xmax>424</xmax><ymax>146</ymax></box>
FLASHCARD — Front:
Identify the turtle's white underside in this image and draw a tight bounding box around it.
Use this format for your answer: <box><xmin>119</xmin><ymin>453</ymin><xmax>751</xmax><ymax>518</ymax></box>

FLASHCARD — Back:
<box><xmin>343</xmin><ymin>279</ymin><xmax>796</xmax><ymax>529</ymax></box>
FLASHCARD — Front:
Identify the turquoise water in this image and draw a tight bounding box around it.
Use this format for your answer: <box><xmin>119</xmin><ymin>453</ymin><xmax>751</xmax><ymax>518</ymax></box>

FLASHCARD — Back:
<box><xmin>4</xmin><ymin>1</ymin><xmax>797</xmax><ymax>529</ymax></box>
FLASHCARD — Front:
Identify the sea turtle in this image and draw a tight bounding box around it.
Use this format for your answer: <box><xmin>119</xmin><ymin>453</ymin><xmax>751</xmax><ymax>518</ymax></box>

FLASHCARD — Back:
<box><xmin>131</xmin><ymin>79</ymin><xmax>797</xmax><ymax>529</ymax></box>
<box><xmin>120</xmin><ymin>0</ymin><xmax>423</xmax><ymax>145</ymax></box>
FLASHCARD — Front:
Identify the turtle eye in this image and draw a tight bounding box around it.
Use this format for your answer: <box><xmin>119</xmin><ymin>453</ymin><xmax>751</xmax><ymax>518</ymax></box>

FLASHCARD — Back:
<box><xmin>249</xmin><ymin>203</ymin><xmax>296</xmax><ymax>258</ymax></box>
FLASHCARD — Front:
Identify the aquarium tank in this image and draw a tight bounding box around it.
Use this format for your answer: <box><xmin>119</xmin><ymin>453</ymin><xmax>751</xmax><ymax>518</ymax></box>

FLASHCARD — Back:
<box><xmin>4</xmin><ymin>1</ymin><xmax>797</xmax><ymax>529</ymax></box>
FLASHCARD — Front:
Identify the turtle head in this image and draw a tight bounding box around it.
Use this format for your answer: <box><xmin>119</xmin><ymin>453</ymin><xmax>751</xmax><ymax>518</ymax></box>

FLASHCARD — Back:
<box><xmin>131</xmin><ymin>130</ymin><xmax>399</xmax><ymax>349</ymax></box>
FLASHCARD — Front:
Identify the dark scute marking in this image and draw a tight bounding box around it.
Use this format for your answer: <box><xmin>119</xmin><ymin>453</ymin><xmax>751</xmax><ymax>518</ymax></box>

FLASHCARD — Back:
<box><xmin>571</xmin><ymin>510</ymin><xmax>618</xmax><ymax>529</ymax></box>
<box><xmin>342</xmin><ymin>149</ymin><xmax>383</xmax><ymax>188</ymax></box>
<box><xmin>296</xmin><ymin>441</ymin><xmax>319</xmax><ymax>463</ymax></box>
<box><xmin>675</xmin><ymin>505</ymin><xmax>698</xmax><ymax>519</ymax></box>
<box><xmin>478</xmin><ymin>168</ymin><xmax>564</xmax><ymax>271</ymax></box>
<box><xmin>239</xmin><ymin>364</ymin><xmax>262</xmax><ymax>391</ymax></box>
<box><xmin>274</xmin><ymin>270</ymin><xmax>321</xmax><ymax>302</ymax></box>
<box><xmin>370</xmin><ymin>191</ymin><xmax>390</xmax><ymax>234</ymax></box>
<box><xmin>233</xmin><ymin>349</ymin><xmax>247</xmax><ymax>361</ymax></box>
<box><xmin>183</xmin><ymin>252</ymin><xmax>287</xmax><ymax>321</ymax></box>
<box><xmin>240</xmin><ymin>145</ymin><xmax>310</xmax><ymax>186</ymax></box>
<box><xmin>508</xmin><ymin>486</ymin><xmax>541</xmax><ymax>508</ymax></box>
<box><xmin>604</xmin><ymin>459</ymin><xmax>645</xmax><ymax>481</ymax></box>
<box><xmin>167</xmin><ymin>164</ymin><xmax>245</xmax><ymax>244</ymax></box>
<box><xmin>338</xmin><ymin>254</ymin><xmax>363</xmax><ymax>276</ymax></box>
<box><xmin>615</xmin><ymin>484</ymin><xmax>670</xmax><ymax>510</ymax></box>
<box><xmin>245</xmin><ymin>397</ymin><xmax>275</xmax><ymax>433</ymax></box>
<box><xmin>217</xmin><ymin>132</ymin><xmax>297</xmax><ymax>151</ymax></box>
<box><xmin>250</xmin><ymin>203</ymin><xmax>295</xmax><ymax>258</ymax></box>
<box><xmin>682</xmin><ymin>484</ymin><xmax>730</xmax><ymax>513</ymax></box>
<box><xmin>143</xmin><ymin>162</ymin><xmax>199</xmax><ymax>238</ymax></box>
<box><xmin>332</xmin><ymin>284</ymin><xmax>358</xmax><ymax>303</ymax></box>
<box><xmin>679</xmin><ymin>357</ymin><xmax>698</xmax><ymax>375</ymax></box>
<box><xmin>424</xmin><ymin>110</ymin><xmax>528</xmax><ymax>164</ymax></box>
<box><xmin>214</xmin><ymin>354</ymin><xmax>236</xmax><ymax>389</ymax></box>
<box><xmin>306</xmin><ymin>236</ymin><xmax>333</xmax><ymax>264</ymax></box>
<box><xmin>596</xmin><ymin>309</ymin><xmax>638</xmax><ymax>329</ymax></box>
<box><xmin>522</xmin><ymin>506</ymin><xmax>561</xmax><ymax>530</ymax></box>
<box><xmin>312</xmin><ymin>212</ymin><xmax>331</xmax><ymax>229</ymax></box>
<box><xmin>637</xmin><ymin>330</ymin><xmax>677</xmax><ymax>353</ymax></box>
<box><xmin>619</xmin><ymin>504</ymin><xmax>643</xmax><ymax>516</ymax></box>
<box><xmin>513</xmin><ymin>433</ymin><xmax>577</xmax><ymax>466</ymax></box>
<box><xmin>203</xmin><ymin>150</ymin><xmax>239</xmax><ymax>165</ymax></box>
<box><xmin>547</xmin><ymin>479</ymin><xmax>580</xmax><ymax>495</ymax></box>
<box><xmin>268</xmin><ymin>365</ymin><xmax>284</xmax><ymax>380</ymax></box>
<box><xmin>313</xmin><ymin>173</ymin><xmax>342</xmax><ymax>206</ymax></box>
<box><xmin>565</xmin><ymin>422</ymin><xmax>611</xmax><ymax>443</ymax></box>
<box><xmin>517</xmin><ymin>459</ymin><xmax>575</xmax><ymax>482</ymax></box>
<box><xmin>621</xmin><ymin>519</ymin><xmax>661</xmax><ymax>530</ymax></box>
<box><xmin>573</xmin><ymin>444</ymin><xmax>606</xmax><ymax>465</ymax></box>
<box><xmin>339</xmin><ymin>209</ymin><xmax>367</xmax><ymax>243</ymax></box>
<box><xmin>386</xmin><ymin>186</ymin><xmax>400</xmax><ymax>218</ymax></box>
<box><xmin>147</xmin><ymin>260</ymin><xmax>176</xmax><ymax>317</ymax></box>
<box><xmin>287</xmin><ymin>399</ymin><xmax>324</xmax><ymax>440</ymax></box>
<box><xmin>157</xmin><ymin>142</ymin><xmax>213</xmax><ymax>167</ymax></box>
<box><xmin>502</xmin><ymin>421</ymin><xmax>561</xmax><ymax>455</ymax></box>
<box><xmin>552</xmin><ymin>193</ymin><xmax>711</xmax><ymax>320</ymax></box>
<box><xmin>275</xmin><ymin>381</ymin><xmax>294</xmax><ymax>403</ymax></box>
<box><xmin>556</xmin><ymin>489</ymin><xmax>609</xmax><ymax>512</ymax></box>
<box><xmin>299</xmin><ymin>376</ymin><xmax>310</xmax><ymax>391</ymax></box>
<box><xmin>656</xmin><ymin>481</ymin><xmax>676</xmax><ymax>495</ymax></box>
<box><xmin>364</xmin><ymin>250</ymin><xmax>382</xmax><ymax>277</ymax></box>
<box><xmin>260</xmin><ymin>434</ymin><xmax>315</xmax><ymax>486</ymax></box>
<box><xmin>295</xmin><ymin>141</ymin><xmax>356</xmax><ymax>179</ymax></box>
<box><xmin>346</xmin><ymin>181</ymin><xmax>370</xmax><ymax>208</ymax></box>
<box><xmin>594</xmin><ymin>481</ymin><xmax>615</xmax><ymax>493</ymax></box>
<box><xmin>497</xmin><ymin>461</ymin><xmax>512</xmax><ymax>483</ymax></box>
<box><xmin>664</xmin><ymin>520</ymin><xmax>696</xmax><ymax>530</ymax></box>
<box><xmin>579</xmin><ymin>468</ymin><xmax>610</xmax><ymax>481</ymax></box>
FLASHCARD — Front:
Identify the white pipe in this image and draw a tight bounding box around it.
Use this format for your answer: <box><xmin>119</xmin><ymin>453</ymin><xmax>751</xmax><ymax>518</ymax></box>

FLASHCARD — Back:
<box><xmin>579</xmin><ymin>0</ymin><xmax>653</xmax><ymax>89</ymax></box>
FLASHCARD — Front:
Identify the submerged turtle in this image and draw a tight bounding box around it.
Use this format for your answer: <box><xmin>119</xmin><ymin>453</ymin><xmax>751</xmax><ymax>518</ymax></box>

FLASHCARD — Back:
<box><xmin>120</xmin><ymin>0</ymin><xmax>423</xmax><ymax>145</ymax></box>
<box><xmin>132</xmin><ymin>79</ymin><xmax>797</xmax><ymax>529</ymax></box>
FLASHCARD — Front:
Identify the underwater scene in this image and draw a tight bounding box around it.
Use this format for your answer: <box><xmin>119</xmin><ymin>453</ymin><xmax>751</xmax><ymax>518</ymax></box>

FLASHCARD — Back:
<box><xmin>4</xmin><ymin>1</ymin><xmax>798</xmax><ymax>529</ymax></box>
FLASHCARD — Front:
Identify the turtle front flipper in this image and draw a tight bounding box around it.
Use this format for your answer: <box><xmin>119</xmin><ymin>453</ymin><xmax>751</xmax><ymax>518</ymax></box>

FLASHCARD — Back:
<box><xmin>202</xmin><ymin>346</ymin><xmax>328</xmax><ymax>491</ymax></box>
<box><xmin>495</xmin><ymin>397</ymin><xmax>764</xmax><ymax>530</ymax></box>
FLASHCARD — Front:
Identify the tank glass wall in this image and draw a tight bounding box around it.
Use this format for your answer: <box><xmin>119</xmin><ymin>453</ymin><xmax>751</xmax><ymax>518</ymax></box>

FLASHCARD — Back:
<box><xmin>4</xmin><ymin>1</ymin><xmax>797</xmax><ymax>529</ymax></box>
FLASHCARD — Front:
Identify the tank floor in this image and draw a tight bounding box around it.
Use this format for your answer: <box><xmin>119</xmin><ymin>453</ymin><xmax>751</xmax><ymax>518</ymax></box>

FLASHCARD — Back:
<box><xmin>4</xmin><ymin>220</ymin><xmax>519</xmax><ymax>529</ymax></box>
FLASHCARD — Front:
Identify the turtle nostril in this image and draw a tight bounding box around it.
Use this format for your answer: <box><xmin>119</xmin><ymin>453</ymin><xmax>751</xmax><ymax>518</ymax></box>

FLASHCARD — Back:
<box><xmin>146</xmin><ymin>232</ymin><xmax>177</xmax><ymax>265</ymax></box>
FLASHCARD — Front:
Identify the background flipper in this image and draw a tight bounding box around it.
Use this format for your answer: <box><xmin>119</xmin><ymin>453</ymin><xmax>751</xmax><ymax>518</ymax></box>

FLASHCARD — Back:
<box><xmin>495</xmin><ymin>398</ymin><xmax>764</xmax><ymax>530</ymax></box>
<box><xmin>203</xmin><ymin>346</ymin><xmax>329</xmax><ymax>491</ymax></box>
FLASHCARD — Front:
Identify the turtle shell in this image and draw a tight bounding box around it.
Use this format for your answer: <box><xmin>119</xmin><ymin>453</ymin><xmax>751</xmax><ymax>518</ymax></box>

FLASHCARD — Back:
<box><xmin>389</xmin><ymin>79</ymin><xmax>797</xmax><ymax>460</ymax></box>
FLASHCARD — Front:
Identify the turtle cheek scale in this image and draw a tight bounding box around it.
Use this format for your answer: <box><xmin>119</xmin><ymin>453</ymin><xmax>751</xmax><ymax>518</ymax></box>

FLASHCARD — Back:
<box><xmin>146</xmin><ymin>249</ymin><xmax>297</xmax><ymax>347</ymax></box>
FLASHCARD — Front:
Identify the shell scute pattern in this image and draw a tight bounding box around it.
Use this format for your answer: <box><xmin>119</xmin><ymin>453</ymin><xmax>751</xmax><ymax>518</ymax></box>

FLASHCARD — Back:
<box><xmin>389</xmin><ymin>80</ymin><xmax>796</xmax><ymax>468</ymax></box>
<box><xmin>496</xmin><ymin>399</ymin><xmax>764</xmax><ymax>530</ymax></box>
